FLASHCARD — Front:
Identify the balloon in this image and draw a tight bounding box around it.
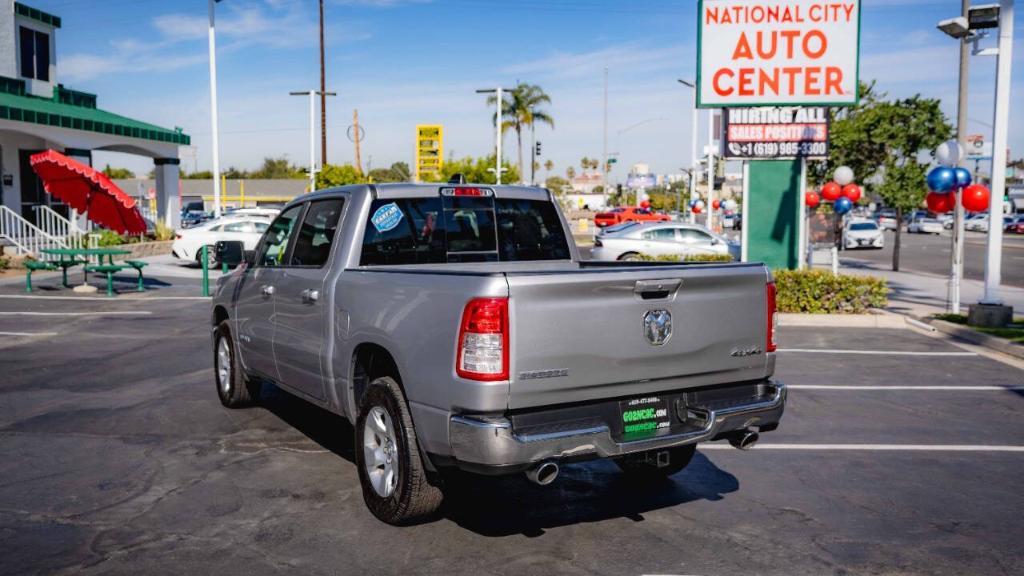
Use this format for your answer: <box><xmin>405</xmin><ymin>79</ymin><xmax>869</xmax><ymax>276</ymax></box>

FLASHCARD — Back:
<box><xmin>723</xmin><ymin>199</ymin><xmax>738</xmax><ymax>211</ymax></box>
<box><xmin>936</xmin><ymin>140</ymin><xmax>962</xmax><ymax>167</ymax></box>
<box><xmin>927</xmin><ymin>166</ymin><xmax>956</xmax><ymax>193</ymax></box>
<box><xmin>692</xmin><ymin>205</ymin><xmax>702</xmax><ymax>214</ymax></box>
<box><xmin>926</xmin><ymin>191</ymin><xmax>954</xmax><ymax>213</ymax></box>
<box><xmin>805</xmin><ymin>191</ymin><xmax>821</xmax><ymax>208</ymax></box>
<box><xmin>695</xmin><ymin>200</ymin><xmax>706</xmax><ymax>209</ymax></box>
<box><xmin>834</xmin><ymin>196</ymin><xmax>853</xmax><ymax>215</ymax></box>
<box><xmin>962</xmin><ymin>184</ymin><xmax>990</xmax><ymax>212</ymax></box>
<box><xmin>639</xmin><ymin>200</ymin><xmax>650</xmax><ymax>209</ymax></box>
<box><xmin>821</xmin><ymin>182</ymin><xmax>842</xmax><ymax>201</ymax></box>
<box><xmin>841</xmin><ymin>183</ymin><xmax>861</xmax><ymax>203</ymax></box>
<box><xmin>953</xmin><ymin>167</ymin><xmax>972</xmax><ymax>188</ymax></box>
<box><xmin>834</xmin><ymin>166</ymin><xmax>855</xmax><ymax>186</ymax></box>
<box><xmin>712</xmin><ymin>199</ymin><xmax>721</xmax><ymax>210</ymax></box>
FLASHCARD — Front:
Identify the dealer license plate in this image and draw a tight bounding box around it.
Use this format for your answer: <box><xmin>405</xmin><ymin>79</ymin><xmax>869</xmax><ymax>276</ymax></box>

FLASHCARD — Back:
<box><xmin>619</xmin><ymin>396</ymin><xmax>672</xmax><ymax>440</ymax></box>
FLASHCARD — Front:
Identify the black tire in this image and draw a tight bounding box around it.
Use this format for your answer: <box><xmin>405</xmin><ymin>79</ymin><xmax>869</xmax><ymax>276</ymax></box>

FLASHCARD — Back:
<box><xmin>355</xmin><ymin>376</ymin><xmax>442</xmax><ymax>525</ymax></box>
<box><xmin>615</xmin><ymin>444</ymin><xmax>696</xmax><ymax>479</ymax></box>
<box><xmin>196</xmin><ymin>245</ymin><xmax>216</xmax><ymax>269</ymax></box>
<box><xmin>214</xmin><ymin>321</ymin><xmax>259</xmax><ymax>408</ymax></box>
<box><xmin>618</xmin><ymin>252</ymin><xmax>642</xmax><ymax>262</ymax></box>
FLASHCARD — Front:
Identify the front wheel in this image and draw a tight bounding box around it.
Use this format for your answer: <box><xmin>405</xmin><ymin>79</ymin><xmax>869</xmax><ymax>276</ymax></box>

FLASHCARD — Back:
<box><xmin>618</xmin><ymin>252</ymin><xmax>643</xmax><ymax>262</ymax></box>
<box><xmin>615</xmin><ymin>444</ymin><xmax>696</xmax><ymax>479</ymax></box>
<box><xmin>214</xmin><ymin>321</ymin><xmax>259</xmax><ymax>407</ymax></box>
<box><xmin>355</xmin><ymin>377</ymin><xmax>443</xmax><ymax>525</ymax></box>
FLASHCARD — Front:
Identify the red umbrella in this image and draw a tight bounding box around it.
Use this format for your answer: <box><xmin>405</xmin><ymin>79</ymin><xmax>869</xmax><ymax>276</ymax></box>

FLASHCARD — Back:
<box><xmin>29</xmin><ymin>149</ymin><xmax>147</xmax><ymax>235</ymax></box>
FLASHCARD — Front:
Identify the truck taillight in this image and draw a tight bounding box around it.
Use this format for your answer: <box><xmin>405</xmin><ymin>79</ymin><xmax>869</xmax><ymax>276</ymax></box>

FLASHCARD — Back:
<box><xmin>456</xmin><ymin>297</ymin><xmax>509</xmax><ymax>381</ymax></box>
<box><xmin>766</xmin><ymin>281</ymin><xmax>778</xmax><ymax>352</ymax></box>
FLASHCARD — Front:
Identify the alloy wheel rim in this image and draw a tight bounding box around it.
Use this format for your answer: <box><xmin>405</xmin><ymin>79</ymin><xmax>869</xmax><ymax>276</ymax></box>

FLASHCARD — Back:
<box><xmin>217</xmin><ymin>337</ymin><xmax>231</xmax><ymax>395</ymax></box>
<box><xmin>363</xmin><ymin>406</ymin><xmax>399</xmax><ymax>498</ymax></box>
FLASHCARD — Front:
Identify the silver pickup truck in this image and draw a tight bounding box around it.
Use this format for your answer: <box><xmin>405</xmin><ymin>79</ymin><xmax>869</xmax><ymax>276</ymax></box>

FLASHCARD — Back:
<box><xmin>211</xmin><ymin>183</ymin><xmax>785</xmax><ymax>524</ymax></box>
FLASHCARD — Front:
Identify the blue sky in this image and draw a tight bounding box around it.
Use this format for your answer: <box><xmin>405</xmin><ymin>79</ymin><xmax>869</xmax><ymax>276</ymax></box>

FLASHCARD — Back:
<box><xmin>31</xmin><ymin>0</ymin><xmax>1024</xmax><ymax>179</ymax></box>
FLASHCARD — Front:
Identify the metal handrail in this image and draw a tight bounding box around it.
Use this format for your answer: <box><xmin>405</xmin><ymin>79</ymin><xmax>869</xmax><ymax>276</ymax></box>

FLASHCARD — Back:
<box><xmin>0</xmin><ymin>206</ymin><xmax>70</xmax><ymax>258</ymax></box>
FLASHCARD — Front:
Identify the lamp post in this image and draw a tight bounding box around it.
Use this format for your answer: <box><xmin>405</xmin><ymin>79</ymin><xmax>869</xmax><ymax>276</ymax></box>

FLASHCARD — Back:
<box><xmin>476</xmin><ymin>87</ymin><xmax>515</xmax><ymax>184</ymax></box>
<box><xmin>677</xmin><ymin>79</ymin><xmax>698</xmax><ymax>222</ymax></box>
<box><xmin>207</xmin><ymin>0</ymin><xmax>223</xmax><ymax>218</ymax></box>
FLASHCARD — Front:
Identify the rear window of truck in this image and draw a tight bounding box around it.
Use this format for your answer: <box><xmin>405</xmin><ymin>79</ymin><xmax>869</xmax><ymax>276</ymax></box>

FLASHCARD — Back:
<box><xmin>360</xmin><ymin>196</ymin><xmax>571</xmax><ymax>265</ymax></box>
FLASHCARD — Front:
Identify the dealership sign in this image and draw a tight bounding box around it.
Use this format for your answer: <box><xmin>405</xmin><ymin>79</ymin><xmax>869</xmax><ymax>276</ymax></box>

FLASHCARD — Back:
<box><xmin>723</xmin><ymin>106</ymin><xmax>829</xmax><ymax>159</ymax></box>
<box><xmin>697</xmin><ymin>0</ymin><xmax>861</xmax><ymax>107</ymax></box>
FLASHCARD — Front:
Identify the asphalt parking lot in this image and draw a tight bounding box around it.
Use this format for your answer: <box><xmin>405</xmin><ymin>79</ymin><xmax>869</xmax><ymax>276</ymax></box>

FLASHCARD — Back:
<box><xmin>1</xmin><ymin>290</ymin><xmax>1022</xmax><ymax>575</ymax></box>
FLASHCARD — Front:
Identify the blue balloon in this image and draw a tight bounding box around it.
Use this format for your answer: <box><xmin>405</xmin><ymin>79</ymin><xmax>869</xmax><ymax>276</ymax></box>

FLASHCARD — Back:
<box><xmin>927</xmin><ymin>166</ymin><xmax>956</xmax><ymax>193</ymax></box>
<box><xmin>954</xmin><ymin>167</ymin><xmax>972</xmax><ymax>188</ymax></box>
<box><xmin>834</xmin><ymin>196</ymin><xmax>853</xmax><ymax>215</ymax></box>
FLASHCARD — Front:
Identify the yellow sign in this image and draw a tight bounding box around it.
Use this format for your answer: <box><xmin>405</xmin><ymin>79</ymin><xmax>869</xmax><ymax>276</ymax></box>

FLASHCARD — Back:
<box><xmin>415</xmin><ymin>124</ymin><xmax>443</xmax><ymax>182</ymax></box>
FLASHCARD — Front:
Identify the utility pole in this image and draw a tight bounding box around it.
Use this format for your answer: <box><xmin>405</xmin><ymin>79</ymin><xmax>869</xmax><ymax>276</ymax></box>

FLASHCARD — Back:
<box><xmin>353</xmin><ymin>109</ymin><xmax>363</xmax><ymax>175</ymax></box>
<box><xmin>319</xmin><ymin>0</ymin><xmax>328</xmax><ymax>166</ymax></box>
<box><xmin>603</xmin><ymin>67</ymin><xmax>608</xmax><ymax>203</ymax></box>
<box><xmin>290</xmin><ymin>90</ymin><xmax>318</xmax><ymax>192</ymax></box>
<box><xmin>677</xmin><ymin>79</ymin><xmax>698</xmax><ymax>221</ymax></box>
<box><xmin>207</xmin><ymin>0</ymin><xmax>223</xmax><ymax>218</ymax></box>
<box><xmin>982</xmin><ymin>0</ymin><xmax>1014</xmax><ymax>307</ymax></box>
<box><xmin>476</xmin><ymin>87</ymin><xmax>514</xmax><ymax>184</ymax></box>
<box><xmin>706</xmin><ymin>108</ymin><xmax>716</xmax><ymax>230</ymax></box>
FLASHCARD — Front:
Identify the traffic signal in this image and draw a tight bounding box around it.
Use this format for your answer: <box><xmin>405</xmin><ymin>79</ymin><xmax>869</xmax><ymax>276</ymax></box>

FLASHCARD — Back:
<box><xmin>535</xmin><ymin>141</ymin><xmax>542</xmax><ymax>157</ymax></box>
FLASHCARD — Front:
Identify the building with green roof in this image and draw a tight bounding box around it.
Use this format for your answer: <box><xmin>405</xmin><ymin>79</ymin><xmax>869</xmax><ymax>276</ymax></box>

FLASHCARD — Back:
<box><xmin>0</xmin><ymin>0</ymin><xmax>189</xmax><ymax>228</ymax></box>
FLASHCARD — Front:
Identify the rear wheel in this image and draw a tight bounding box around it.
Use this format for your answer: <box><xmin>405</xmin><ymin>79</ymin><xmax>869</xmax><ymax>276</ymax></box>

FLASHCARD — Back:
<box><xmin>615</xmin><ymin>445</ymin><xmax>696</xmax><ymax>479</ymax></box>
<box><xmin>618</xmin><ymin>252</ymin><xmax>642</xmax><ymax>262</ymax></box>
<box><xmin>355</xmin><ymin>377</ymin><xmax>442</xmax><ymax>525</ymax></box>
<box><xmin>214</xmin><ymin>321</ymin><xmax>259</xmax><ymax>407</ymax></box>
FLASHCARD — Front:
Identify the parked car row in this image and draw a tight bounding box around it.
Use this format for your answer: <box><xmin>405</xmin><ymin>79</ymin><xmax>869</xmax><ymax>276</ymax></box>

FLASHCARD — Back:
<box><xmin>591</xmin><ymin>222</ymin><xmax>739</xmax><ymax>261</ymax></box>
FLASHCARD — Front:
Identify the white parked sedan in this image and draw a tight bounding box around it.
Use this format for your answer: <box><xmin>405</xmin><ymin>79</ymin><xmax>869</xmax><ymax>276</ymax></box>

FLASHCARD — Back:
<box><xmin>590</xmin><ymin>222</ymin><xmax>738</xmax><ymax>261</ymax></box>
<box><xmin>844</xmin><ymin>220</ymin><xmax>884</xmax><ymax>249</ymax></box>
<box><xmin>172</xmin><ymin>217</ymin><xmax>271</xmax><ymax>265</ymax></box>
<box><xmin>907</xmin><ymin>217</ymin><xmax>943</xmax><ymax>235</ymax></box>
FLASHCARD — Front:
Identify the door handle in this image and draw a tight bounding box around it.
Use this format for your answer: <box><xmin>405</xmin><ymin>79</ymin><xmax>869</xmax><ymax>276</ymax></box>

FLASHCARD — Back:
<box><xmin>262</xmin><ymin>285</ymin><xmax>275</xmax><ymax>296</ymax></box>
<box><xmin>301</xmin><ymin>289</ymin><xmax>320</xmax><ymax>303</ymax></box>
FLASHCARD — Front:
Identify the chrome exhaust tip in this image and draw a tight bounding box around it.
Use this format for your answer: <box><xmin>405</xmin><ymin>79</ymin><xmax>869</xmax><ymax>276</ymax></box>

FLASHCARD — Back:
<box><xmin>525</xmin><ymin>461</ymin><xmax>559</xmax><ymax>486</ymax></box>
<box><xmin>729</xmin><ymin>430</ymin><xmax>760</xmax><ymax>450</ymax></box>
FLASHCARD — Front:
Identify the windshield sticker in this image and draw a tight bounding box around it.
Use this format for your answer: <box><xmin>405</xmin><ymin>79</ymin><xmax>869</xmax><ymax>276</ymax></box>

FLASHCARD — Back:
<box><xmin>371</xmin><ymin>202</ymin><xmax>403</xmax><ymax>233</ymax></box>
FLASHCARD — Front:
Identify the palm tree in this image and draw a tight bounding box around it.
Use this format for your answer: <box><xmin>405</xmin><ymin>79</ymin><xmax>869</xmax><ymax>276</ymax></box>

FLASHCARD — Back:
<box><xmin>566</xmin><ymin>166</ymin><xmax>576</xmax><ymax>180</ymax></box>
<box><xmin>544</xmin><ymin>159</ymin><xmax>554</xmax><ymax>177</ymax></box>
<box><xmin>487</xmin><ymin>84</ymin><xmax>554</xmax><ymax>184</ymax></box>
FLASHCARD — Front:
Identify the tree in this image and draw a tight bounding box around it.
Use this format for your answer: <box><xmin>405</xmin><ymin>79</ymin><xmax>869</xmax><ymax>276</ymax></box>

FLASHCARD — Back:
<box><xmin>566</xmin><ymin>166</ymin><xmax>576</xmax><ymax>181</ymax></box>
<box><xmin>250</xmin><ymin>157</ymin><xmax>305</xmax><ymax>179</ymax></box>
<box><xmin>423</xmin><ymin>155</ymin><xmax>519</xmax><ymax>185</ymax></box>
<box><xmin>487</xmin><ymin>84</ymin><xmax>553</xmax><ymax>184</ymax></box>
<box><xmin>580</xmin><ymin>157</ymin><xmax>590</xmax><ymax>172</ymax></box>
<box><xmin>545</xmin><ymin>176</ymin><xmax>570</xmax><ymax>195</ymax></box>
<box><xmin>102</xmin><ymin>164</ymin><xmax>135</xmax><ymax>179</ymax></box>
<box><xmin>814</xmin><ymin>81</ymin><xmax>952</xmax><ymax>271</ymax></box>
<box><xmin>368</xmin><ymin>162</ymin><xmax>411</xmax><ymax>183</ymax></box>
<box><xmin>316</xmin><ymin>164</ymin><xmax>365</xmax><ymax>189</ymax></box>
<box><xmin>182</xmin><ymin>170</ymin><xmax>213</xmax><ymax>180</ymax></box>
<box><xmin>544</xmin><ymin>159</ymin><xmax>554</xmax><ymax>175</ymax></box>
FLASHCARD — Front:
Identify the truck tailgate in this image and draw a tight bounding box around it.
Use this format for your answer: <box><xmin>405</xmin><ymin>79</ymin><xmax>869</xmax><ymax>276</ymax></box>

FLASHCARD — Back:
<box><xmin>506</xmin><ymin>263</ymin><xmax>771</xmax><ymax>409</ymax></box>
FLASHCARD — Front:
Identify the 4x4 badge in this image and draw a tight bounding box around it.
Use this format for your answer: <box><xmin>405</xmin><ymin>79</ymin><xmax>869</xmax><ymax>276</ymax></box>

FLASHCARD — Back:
<box><xmin>642</xmin><ymin>310</ymin><xmax>672</xmax><ymax>346</ymax></box>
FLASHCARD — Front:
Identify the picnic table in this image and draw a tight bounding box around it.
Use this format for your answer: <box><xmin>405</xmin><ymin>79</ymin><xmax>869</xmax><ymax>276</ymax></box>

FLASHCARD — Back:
<box><xmin>31</xmin><ymin>248</ymin><xmax>148</xmax><ymax>296</ymax></box>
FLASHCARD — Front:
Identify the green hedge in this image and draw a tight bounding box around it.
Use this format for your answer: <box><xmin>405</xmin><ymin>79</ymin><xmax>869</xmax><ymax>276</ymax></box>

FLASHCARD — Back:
<box><xmin>637</xmin><ymin>253</ymin><xmax>735</xmax><ymax>263</ymax></box>
<box><xmin>774</xmin><ymin>269</ymin><xmax>887</xmax><ymax>314</ymax></box>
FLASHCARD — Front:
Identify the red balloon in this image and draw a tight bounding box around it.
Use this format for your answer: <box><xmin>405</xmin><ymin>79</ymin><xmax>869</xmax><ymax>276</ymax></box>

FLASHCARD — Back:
<box><xmin>639</xmin><ymin>200</ymin><xmax>650</xmax><ymax>209</ymax></box>
<box><xmin>692</xmin><ymin>205</ymin><xmax>702</xmax><ymax>214</ymax></box>
<box><xmin>841</xmin><ymin>184</ymin><xmax>861</xmax><ymax>203</ymax></box>
<box><xmin>712</xmin><ymin>199</ymin><xmax>721</xmax><ymax>209</ymax></box>
<box><xmin>805</xmin><ymin>191</ymin><xmax>821</xmax><ymax>208</ymax></box>
<box><xmin>926</xmin><ymin>191</ymin><xmax>954</xmax><ymax>214</ymax></box>
<box><xmin>962</xmin><ymin>184</ymin><xmax>990</xmax><ymax>212</ymax></box>
<box><xmin>821</xmin><ymin>182</ymin><xmax>842</xmax><ymax>201</ymax></box>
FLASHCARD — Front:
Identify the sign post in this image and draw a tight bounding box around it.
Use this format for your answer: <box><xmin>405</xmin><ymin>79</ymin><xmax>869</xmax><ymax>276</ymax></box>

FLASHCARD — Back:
<box><xmin>697</xmin><ymin>0</ymin><xmax>861</xmax><ymax>270</ymax></box>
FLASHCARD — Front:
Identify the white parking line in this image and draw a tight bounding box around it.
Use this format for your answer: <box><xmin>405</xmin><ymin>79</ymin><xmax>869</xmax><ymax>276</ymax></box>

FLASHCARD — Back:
<box><xmin>0</xmin><ymin>311</ymin><xmax>152</xmax><ymax>316</ymax></box>
<box><xmin>779</xmin><ymin>348</ymin><xmax>976</xmax><ymax>357</ymax></box>
<box><xmin>789</xmin><ymin>385</ymin><xmax>1024</xmax><ymax>391</ymax></box>
<box><xmin>0</xmin><ymin>295</ymin><xmax>208</xmax><ymax>301</ymax></box>
<box><xmin>701</xmin><ymin>444</ymin><xmax>1024</xmax><ymax>452</ymax></box>
<box><xmin>0</xmin><ymin>331</ymin><xmax>58</xmax><ymax>336</ymax></box>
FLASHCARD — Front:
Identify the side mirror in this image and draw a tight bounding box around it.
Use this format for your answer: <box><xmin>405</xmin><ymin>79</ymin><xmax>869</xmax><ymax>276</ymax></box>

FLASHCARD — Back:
<box><xmin>215</xmin><ymin>240</ymin><xmax>246</xmax><ymax>268</ymax></box>
<box><xmin>244</xmin><ymin>250</ymin><xmax>256</xmax><ymax>266</ymax></box>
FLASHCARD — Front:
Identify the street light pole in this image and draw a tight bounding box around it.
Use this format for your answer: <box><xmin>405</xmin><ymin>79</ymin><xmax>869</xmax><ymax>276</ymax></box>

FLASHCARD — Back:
<box><xmin>678</xmin><ymin>79</ymin><xmax>698</xmax><ymax>221</ymax></box>
<box><xmin>603</xmin><ymin>67</ymin><xmax>608</xmax><ymax>203</ymax></box>
<box><xmin>476</xmin><ymin>87</ymin><xmax>514</xmax><ymax>184</ymax></box>
<box><xmin>290</xmin><ymin>91</ymin><xmax>317</xmax><ymax>192</ymax></box>
<box><xmin>982</xmin><ymin>0</ymin><xmax>1014</xmax><ymax>305</ymax></box>
<box><xmin>706</xmin><ymin>108</ymin><xmax>715</xmax><ymax>230</ymax></box>
<box><xmin>207</xmin><ymin>0</ymin><xmax>222</xmax><ymax>218</ymax></box>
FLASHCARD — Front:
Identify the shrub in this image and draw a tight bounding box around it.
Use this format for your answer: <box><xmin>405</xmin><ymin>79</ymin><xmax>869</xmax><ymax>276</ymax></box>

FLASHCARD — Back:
<box><xmin>774</xmin><ymin>269</ymin><xmax>887</xmax><ymax>314</ymax></box>
<box><xmin>95</xmin><ymin>230</ymin><xmax>127</xmax><ymax>247</ymax></box>
<box><xmin>154</xmin><ymin>222</ymin><xmax>175</xmax><ymax>241</ymax></box>
<box><xmin>0</xmin><ymin>255</ymin><xmax>8</xmax><ymax>271</ymax></box>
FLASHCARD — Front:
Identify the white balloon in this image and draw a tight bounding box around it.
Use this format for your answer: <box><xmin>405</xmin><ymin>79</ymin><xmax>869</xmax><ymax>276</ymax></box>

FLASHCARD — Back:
<box><xmin>936</xmin><ymin>140</ymin><xmax>961</xmax><ymax>167</ymax></box>
<box><xmin>834</xmin><ymin>166</ymin><xmax>855</xmax><ymax>186</ymax></box>
<box><xmin>695</xmin><ymin>200</ymin><xmax>706</xmax><ymax>209</ymax></box>
<box><xmin>723</xmin><ymin>199</ymin><xmax>738</xmax><ymax>211</ymax></box>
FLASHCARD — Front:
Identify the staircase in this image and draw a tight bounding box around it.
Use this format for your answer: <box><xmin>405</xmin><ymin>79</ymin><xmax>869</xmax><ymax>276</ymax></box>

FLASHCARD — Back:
<box><xmin>0</xmin><ymin>205</ymin><xmax>73</xmax><ymax>259</ymax></box>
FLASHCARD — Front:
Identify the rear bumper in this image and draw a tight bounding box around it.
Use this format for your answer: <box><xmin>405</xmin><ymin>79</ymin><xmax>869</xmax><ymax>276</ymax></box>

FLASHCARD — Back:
<box><xmin>449</xmin><ymin>380</ymin><xmax>786</xmax><ymax>473</ymax></box>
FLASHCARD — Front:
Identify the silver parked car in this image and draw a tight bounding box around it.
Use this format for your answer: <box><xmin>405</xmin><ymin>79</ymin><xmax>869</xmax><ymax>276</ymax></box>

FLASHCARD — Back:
<box><xmin>907</xmin><ymin>216</ymin><xmax>943</xmax><ymax>234</ymax></box>
<box><xmin>211</xmin><ymin>183</ymin><xmax>783</xmax><ymax>525</ymax></box>
<box><xmin>591</xmin><ymin>222</ymin><xmax>739</xmax><ymax>261</ymax></box>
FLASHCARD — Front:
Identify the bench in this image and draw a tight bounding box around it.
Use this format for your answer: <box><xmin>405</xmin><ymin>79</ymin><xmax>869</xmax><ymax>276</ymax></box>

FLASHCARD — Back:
<box><xmin>84</xmin><ymin>264</ymin><xmax>126</xmax><ymax>297</ymax></box>
<box><xmin>24</xmin><ymin>260</ymin><xmax>57</xmax><ymax>293</ymax></box>
<box><xmin>124</xmin><ymin>260</ymin><xmax>148</xmax><ymax>292</ymax></box>
<box><xmin>56</xmin><ymin>258</ymin><xmax>88</xmax><ymax>288</ymax></box>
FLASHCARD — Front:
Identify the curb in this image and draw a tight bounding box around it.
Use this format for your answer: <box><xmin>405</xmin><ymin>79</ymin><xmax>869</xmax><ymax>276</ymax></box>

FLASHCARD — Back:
<box><xmin>918</xmin><ymin>317</ymin><xmax>1024</xmax><ymax>361</ymax></box>
<box><xmin>778</xmin><ymin>311</ymin><xmax>906</xmax><ymax>328</ymax></box>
